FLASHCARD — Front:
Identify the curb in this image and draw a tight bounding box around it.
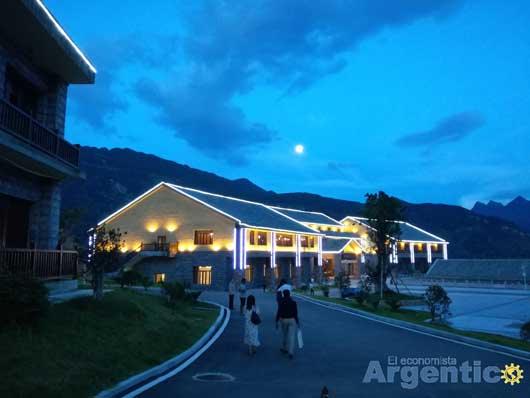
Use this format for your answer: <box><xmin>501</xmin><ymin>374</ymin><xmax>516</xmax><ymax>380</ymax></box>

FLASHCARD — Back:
<box><xmin>96</xmin><ymin>300</ymin><xmax>230</xmax><ymax>398</ymax></box>
<box><xmin>294</xmin><ymin>293</ymin><xmax>530</xmax><ymax>361</ymax></box>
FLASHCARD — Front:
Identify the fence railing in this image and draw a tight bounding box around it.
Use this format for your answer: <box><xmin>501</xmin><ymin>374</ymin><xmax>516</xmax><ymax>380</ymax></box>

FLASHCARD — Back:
<box><xmin>140</xmin><ymin>242</ymin><xmax>170</xmax><ymax>252</ymax></box>
<box><xmin>0</xmin><ymin>98</ymin><xmax>80</xmax><ymax>167</ymax></box>
<box><xmin>0</xmin><ymin>248</ymin><xmax>78</xmax><ymax>279</ymax></box>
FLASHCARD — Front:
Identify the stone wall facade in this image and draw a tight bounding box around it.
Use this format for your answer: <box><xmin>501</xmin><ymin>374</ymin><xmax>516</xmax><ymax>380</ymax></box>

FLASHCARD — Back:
<box><xmin>135</xmin><ymin>251</ymin><xmax>234</xmax><ymax>291</ymax></box>
<box><xmin>0</xmin><ymin>160</ymin><xmax>61</xmax><ymax>249</ymax></box>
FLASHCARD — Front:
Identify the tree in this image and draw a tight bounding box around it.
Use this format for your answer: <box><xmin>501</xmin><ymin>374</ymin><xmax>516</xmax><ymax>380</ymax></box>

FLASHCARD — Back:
<box><xmin>424</xmin><ymin>285</ymin><xmax>451</xmax><ymax>322</ymax></box>
<box><xmin>363</xmin><ymin>191</ymin><xmax>403</xmax><ymax>300</ymax></box>
<box><xmin>91</xmin><ymin>227</ymin><xmax>125</xmax><ymax>300</ymax></box>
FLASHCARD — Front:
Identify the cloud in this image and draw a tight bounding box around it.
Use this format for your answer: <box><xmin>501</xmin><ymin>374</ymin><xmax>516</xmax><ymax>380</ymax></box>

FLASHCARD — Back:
<box><xmin>132</xmin><ymin>0</ymin><xmax>463</xmax><ymax>164</ymax></box>
<box><xmin>69</xmin><ymin>34</ymin><xmax>178</xmax><ymax>132</ymax></box>
<box><xmin>396</xmin><ymin>111</ymin><xmax>485</xmax><ymax>147</ymax></box>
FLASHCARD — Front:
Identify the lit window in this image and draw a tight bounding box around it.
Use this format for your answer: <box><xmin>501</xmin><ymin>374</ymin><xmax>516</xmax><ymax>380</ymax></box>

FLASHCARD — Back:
<box><xmin>250</xmin><ymin>231</ymin><xmax>267</xmax><ymax>246</ymax></box>
<box><xmin>276</xmin><ymin>233</ymin><xmax>294</xmax><ymax>247</ymax></box>
<box><xmin>154</xmin><ymin>273</ymin><xmax>165</xmax><ymax>283</ymax></box>
<box><xmin>194</xmin><ymin>230</ymin><xmax>214</xmax><ymax>245</ymax></box>
<box><xmin>301</xmin><ymin>236</ymin><xmax>315</xmax><ymax>248</ymax></box>
<box><xmin>193</xmin><ymin>266</ymin><xmax>212</xmax><ymax>285</ymax></box>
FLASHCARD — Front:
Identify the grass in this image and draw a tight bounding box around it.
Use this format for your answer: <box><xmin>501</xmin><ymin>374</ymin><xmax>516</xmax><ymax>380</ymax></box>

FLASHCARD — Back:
<box><xmin>0</xmin><ymin>289</ymin><xmax>218</xmax><ymax>398</ymax></box>
<box><xmin>299</xmin><ymin>293</ymin><xmax>530</xmax><ymax>353</ymax></box>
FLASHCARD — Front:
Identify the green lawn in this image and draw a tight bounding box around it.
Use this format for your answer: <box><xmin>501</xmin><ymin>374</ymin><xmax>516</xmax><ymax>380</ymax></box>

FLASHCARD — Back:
<box><xmin>0</xmin><ymin>289</ymin><xmax>218</xmax><ymax>398</ymax></box>
<box><xmin>299</xmin><ymin>293</ymin><xmax>530</xmax><ymax>353</ymax></box>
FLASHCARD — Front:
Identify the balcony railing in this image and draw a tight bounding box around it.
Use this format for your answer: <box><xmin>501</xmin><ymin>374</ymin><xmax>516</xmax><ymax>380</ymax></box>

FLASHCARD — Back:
<box><xmin>140</xmin><ymin>242</ymin><xmax>170</xmax><ymax>252</ymax></box>
<box><xmin>0</xmin><ymin>98</ymin><xmax>80</xmax><ymax>167</ymax></box>
<box><xmin>0</xmin><ymin>248</ymin><xmax>79</xmax><ymax>280</ymax></box>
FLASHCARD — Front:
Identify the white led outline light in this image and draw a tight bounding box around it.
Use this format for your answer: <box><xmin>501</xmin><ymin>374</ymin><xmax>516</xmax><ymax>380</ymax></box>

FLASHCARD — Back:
<box><xmin>35</xmin><ymin>0</ymin><xmax>97</xmax><ymax>73</ymax></box>
<box><xmin>269</xmin><ymin>206</ymin><xmax>343</xmax><ymax>226</ymax></box>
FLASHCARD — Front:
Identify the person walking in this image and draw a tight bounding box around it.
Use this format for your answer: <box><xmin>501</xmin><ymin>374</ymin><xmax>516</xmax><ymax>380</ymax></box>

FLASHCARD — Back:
<box><xmin>228</xmin><ymin>278</ymin><xmax>236</xmax><ymax>310</ymax></box>
<box><xmin>239</xmin><ymin>278</ymin><xmax>247</xmax><ymax>315</ymax></box>
<box><xmin>243</xmin><ymin>294</ymin><xmax>261</xmax><ymax>355</ymax></box>
<box><xmin>276</xmin><ymin>289</ymin><xmax>299</xmax><ymax>359</ymax></box>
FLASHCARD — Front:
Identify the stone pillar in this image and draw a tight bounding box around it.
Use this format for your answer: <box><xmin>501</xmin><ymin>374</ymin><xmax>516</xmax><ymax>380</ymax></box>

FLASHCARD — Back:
<box><xmin>37</xmin><ymin>81</ymin><xmax>68</xmax><ymax>136</ymax></box>
<box><xmin>443</xmin><ymin>244</ymin><xmax>448</xmax><ymax>260</ymax></box>
<box><xmin>409</xmin><ymin>242</ymin><xmax>415</xmax><ymax>266</ymax></box>
<box><xmin>301</xmin><ymin>257</ymin><xmax>312</xmax><ymax>285</ymax></box>
<box><xmin>427</xmin><ymin>244</ymin><xmax>432</xmax><ymax>264</ymax></box>
<box><xmin>29</xmin><ymin>181</ymin><xmax>61</xmax><ymax>249</ymax></box>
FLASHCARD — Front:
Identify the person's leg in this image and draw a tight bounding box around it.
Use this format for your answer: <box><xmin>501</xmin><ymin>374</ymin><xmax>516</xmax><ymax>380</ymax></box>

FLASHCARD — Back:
<box><xmin>229</xmin><ymin>294</ymin><xmax>234</xmax><ymax>310</ymax></box>
<box><xmin>280</xmin><ymin>319</ymin><xmax>288</xmax><ymax>353</ymax></box>
<box><xmin>240</xmin><ymin>297</ymin><xmax>246</xmax><ymax>314</ymax></box>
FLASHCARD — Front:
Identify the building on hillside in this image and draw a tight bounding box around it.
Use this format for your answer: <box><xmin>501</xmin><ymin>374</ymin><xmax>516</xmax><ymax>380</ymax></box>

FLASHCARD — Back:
<box><xmin>94</xmin><ymin>183</ymin><xmax>324</xmax><ymax>290</ymax></box>
<box><xmin>341</xmin><ymin>216</ymin><xmax>449</xmax><ymax>273</ymax></box>
<box><xmin>0</xmin><ymin>0</ymin><xmax>95</xmax><ymax>279</ymax></box>
<box><xmin>95</xmin><ymin>183</ymin><xmax>449</xmax><ymax>289</ymax></box>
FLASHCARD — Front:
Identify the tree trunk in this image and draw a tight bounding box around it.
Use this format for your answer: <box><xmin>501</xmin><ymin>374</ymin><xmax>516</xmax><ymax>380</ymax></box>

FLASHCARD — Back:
<box><xmin>93</xmin><ymin>268</ymin><xmax>104</xmax><ymax>300</ymax></box>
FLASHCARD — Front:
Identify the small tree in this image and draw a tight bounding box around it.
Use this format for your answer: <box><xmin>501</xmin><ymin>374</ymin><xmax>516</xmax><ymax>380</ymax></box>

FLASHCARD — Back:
<box><xmin>91</xmin><ymin>227</ymin><xmax>125</xmax><ymax>300</ymax></box>
<box><xmin>363</xmin><ymin>191</ymin><xmax>402</xmax><ymax>300</ymax></box>
<box><xmin>424</xmin><ymin>285</ymin><xmax>451</xmax><ymax>322</ymax></box>
<box><xmin>334</xmin><ymin>270</ymin><xmax>350</xmax><ymax>290</ymax></box>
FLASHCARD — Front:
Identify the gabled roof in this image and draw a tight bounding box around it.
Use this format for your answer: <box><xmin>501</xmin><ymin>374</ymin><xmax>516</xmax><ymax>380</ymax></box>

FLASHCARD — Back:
<box><xmin>323</xmin><ymin>230</ymin><xmax>360</xmax><ymax>239</ymax></box>
<box><xmin>341</xmin><ymin>216</ymin><xmax>447</xmax><ymax>243</ymax></box>
<box><xmin>322</xmin><ymin>238</ymin><xmax>353</xmax><ymax>253</ymax></box>
<box><xmin>270</xmin><ymin>206</ymin><xmax>343</xmax><ymax>226</ymax></box>
<box><xmin>98</xmin><ymin>182</ymin><xmax>321</xmax><ymax>236</ymax></box>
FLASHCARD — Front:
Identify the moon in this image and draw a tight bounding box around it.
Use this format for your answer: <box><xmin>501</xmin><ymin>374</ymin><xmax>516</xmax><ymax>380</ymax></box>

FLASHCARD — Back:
<box><xmin>294</xmin><ymin>144</ymin><xmax>304</xmax><ymax>154</ymax></box>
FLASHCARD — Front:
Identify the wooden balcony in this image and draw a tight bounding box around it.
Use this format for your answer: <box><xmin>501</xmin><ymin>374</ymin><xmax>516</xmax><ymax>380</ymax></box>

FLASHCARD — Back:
<box><xmin>0</xmin><ymin>98</ymin><xmax>80</xmax><ymax>167</ymax></box>
<box><xmin>0</xmin><ymin>248</ymin><xmax>78</xmax><ymax>280</ymax></box>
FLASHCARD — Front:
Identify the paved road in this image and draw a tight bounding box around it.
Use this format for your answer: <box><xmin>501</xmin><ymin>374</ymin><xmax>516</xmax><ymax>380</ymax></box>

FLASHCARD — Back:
<box><xmin>137</xmin><ymin>290</ymin><xmax>529</xmax><ymax>398</ymax></box>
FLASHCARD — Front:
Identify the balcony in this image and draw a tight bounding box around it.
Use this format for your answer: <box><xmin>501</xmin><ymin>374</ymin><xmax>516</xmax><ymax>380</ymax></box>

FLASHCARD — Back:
<box><xmin>140</xmin><ymin>242</ymin><xmax>170</xmax><ymax>252</ymax></box>
<box><xmin>0</xmin><ymin>97</ymin><xmax>79</xmax><ymax>168</ymax></box>
<box><xmin>0</xmin><ymin>248</ymin><xmax>79</xmax><ymax>280</ymax></box>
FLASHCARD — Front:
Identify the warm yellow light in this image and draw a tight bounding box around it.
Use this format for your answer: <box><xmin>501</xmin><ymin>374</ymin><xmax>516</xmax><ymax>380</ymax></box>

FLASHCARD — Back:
<box><xmin>400</xmin><ymin>242</ymin><xmax>405</xmax><ymax>250</ymax></box>
<box><xmin>226</xmin><ymin>242</ymin><xmax>234</xmax><ymax>251</ymax></box>
<box><xmin>417</xmin><ymin>243</ymin><xmax>423</xmax><ymax>251</ymax></box>
<box><xmin>354</xmin><ymin>247</ymin><xmax>362</xmax><ymax>255</ymax></box>
<box><xmin>212</xmin><ymin>244</ymin><xmax>221</xmax><ymax>252</ymax></box>
<box><xmin>361</xmin><ymin>233</ymin><xmax>368</xmax><ymax>239</ymax></box>
<box><xmin>166</xmin><ymin>223</ymin><xmax>177</xmax><ymax>232</ymax></box>
<box><xmin>135</xmin><ymin>246</ymin><xmax>141</xmax><ymax>252</ymax></box>
<box><xmin>187</xmin><ymin>245</ymin><xmax>196</xmax><ymax>252</ymax></box>
<box><xmin>352</xmin><ymin>226</ymin><xmax>359</xmax><ymax>233</ymax></box>
<box><xmin>146</xmin><ymin>223</ymin><xmax>159</xmax><ymax>233</ymax></box>
<box><xmin>120</xmin><ymin>246</ymin><xmax>128</xmax><ymax>253</ymax></box>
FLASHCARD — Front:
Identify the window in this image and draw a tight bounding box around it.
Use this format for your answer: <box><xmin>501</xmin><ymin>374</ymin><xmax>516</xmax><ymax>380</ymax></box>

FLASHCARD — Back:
<box><xmin>194</xmin><ymin>230</ymin><xmax>213</xmax><ymax>245</ymax></box>
<box><xmin>244</xmin><ymin>265</ymin><xmax>253</xmax><ymax>282</ymax></box>
<box><xmin>193</xmin><ymin>266</ymin><xmax>212</xmax><ymax>285</ymax></box>
<box><xmin>276</xmin><ymin>233</ymin><xmax>293</xmax><ymax>247</ymax></box>
<box><xmin>154</xmin><ymin>273</ymin><xmax>165</xmax><ymax>283</ymax></box>
<box><xmin>301</xmin><ymin>235</ymin><xmax>315</xmax><ymax>248</ymax></box>
<box><xmin>249</xmin><ymin>230</ymin><xmax>267</xmax><ymax>246</ymax></box>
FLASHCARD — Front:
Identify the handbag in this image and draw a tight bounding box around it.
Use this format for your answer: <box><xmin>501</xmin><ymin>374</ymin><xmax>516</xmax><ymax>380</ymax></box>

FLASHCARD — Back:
<box><xmin>250</xmin><ymin>310</ymin><xmax>261</xmax><ymax>325</ymax></box>
<box><xmin>297</xmin><ymin>328</ymin><xmax>304</xmax><ymax>349</ymax></box>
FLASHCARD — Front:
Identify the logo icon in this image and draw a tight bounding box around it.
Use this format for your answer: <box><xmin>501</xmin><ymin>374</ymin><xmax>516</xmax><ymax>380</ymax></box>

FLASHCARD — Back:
<box><xmin>500</xmin><ymin>363</ymin><xmax>524</xmax><ymax>386</ymax></box>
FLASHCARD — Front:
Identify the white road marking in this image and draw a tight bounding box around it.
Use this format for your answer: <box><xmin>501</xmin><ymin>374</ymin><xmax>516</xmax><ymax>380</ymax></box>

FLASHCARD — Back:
<box><xmin>295</xmin><ymin>294</ymin><xmax>530</xmax><ymax>363</ymax></box>
<box><xmin>120</xmin><ymin>305</ymin><xmax>231</xmax><ymax>398</ymax></box>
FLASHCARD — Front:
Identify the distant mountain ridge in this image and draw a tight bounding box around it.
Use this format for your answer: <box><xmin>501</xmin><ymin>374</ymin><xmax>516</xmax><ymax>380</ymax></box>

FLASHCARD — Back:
<box><xmin>61</xmin><ymin>146</ymin><xmax>530</xmax><ymax>259</ymax></box>
<box><xmin>472</xmin><ymin>196</ymin><xmax>530</xmax><ymax>232</ymax></box>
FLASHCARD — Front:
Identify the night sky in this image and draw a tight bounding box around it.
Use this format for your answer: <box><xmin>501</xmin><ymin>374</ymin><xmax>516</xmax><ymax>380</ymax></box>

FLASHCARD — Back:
<box><xmin>46</xmin><ymin>0</ymin><xmax>530</xmax><ymax>208</ymax></box>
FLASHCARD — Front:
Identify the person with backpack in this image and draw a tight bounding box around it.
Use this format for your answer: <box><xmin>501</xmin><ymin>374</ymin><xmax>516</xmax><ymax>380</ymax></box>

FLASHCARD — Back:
<box><xmin>243</xmin><ymin>294</ymin><xmax>261</xmax><ymax>355</ymax></box>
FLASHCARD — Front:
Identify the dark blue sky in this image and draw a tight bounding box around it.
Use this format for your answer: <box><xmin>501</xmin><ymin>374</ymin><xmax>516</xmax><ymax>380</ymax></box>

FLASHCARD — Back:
<box><xmin>47</xmin><ymin>0</ymin><xmax>530</xmax><ymax>207</ymax></box>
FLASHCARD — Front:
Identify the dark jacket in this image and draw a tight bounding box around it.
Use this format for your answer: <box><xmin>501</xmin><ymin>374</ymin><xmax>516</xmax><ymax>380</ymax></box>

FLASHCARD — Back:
<box><xmin>276</xmin><ymin>297</ymin><xmax>299</xmax><ymax>324</ymax></box>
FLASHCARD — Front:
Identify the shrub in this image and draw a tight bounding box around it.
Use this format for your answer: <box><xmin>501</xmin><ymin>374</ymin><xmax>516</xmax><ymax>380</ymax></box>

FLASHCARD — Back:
<box><xmin>354</xmin><ymin>290</ymin><xmax>368</xmax><ymax>306</ymax></box>
<box><xmin>121</xmin><ymin>270</ymin><xmax>143</xmax><ymax>287</ymax></box>
<box><xmin>161</xmin><ymin>281</ymin><xmax>186</xmax><ymax>304</ymax></box>
<box><xmin>185</xmin><ymin>291</ymin><xmax>202</xmax><ymax>303</ymax></box>
<box><xmin>0</xmin><ymin>274</ymin><xmax>49</xmax><ymax>326</ymax></box>
<box><xmin>140</xmin><ymin>276</ymin><xmax>153</xmax><ymax>291</ymax></box>
<box><xmin>424</xmin><ymin>285</ymin><xmax>451</xmax><ymax>322</ymax></box>
<box><xmin>321</xmin><ymin>285</ymin><xmax>330</xmax><ymax>297</ymax></box>
<box><xmin>367</xmin><ymin>294</ymin><xmax>380</xmax><ymax>310</ymax></box>
<box><xmin>521</xmin><ymin>321</ymin><xmax>530</xmax><ymax>341</ymax></box>
<box><xmin>385</xmin><ymin>295</ymin><xmax>401</xmax><ymax>311</ymax></box>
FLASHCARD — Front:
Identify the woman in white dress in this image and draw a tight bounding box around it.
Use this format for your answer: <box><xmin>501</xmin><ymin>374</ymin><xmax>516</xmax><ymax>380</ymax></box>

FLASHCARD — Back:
<box><xmin>244</xmin><ymin>295</ymin><xmax>260</xmax><ymax>355</ymax></box>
